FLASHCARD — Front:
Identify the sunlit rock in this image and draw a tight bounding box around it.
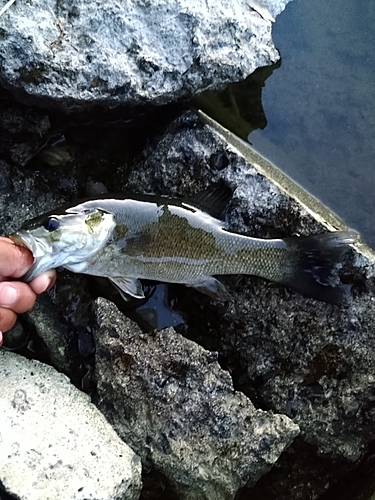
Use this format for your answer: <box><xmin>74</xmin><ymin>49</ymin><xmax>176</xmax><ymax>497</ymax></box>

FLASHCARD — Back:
<box><xmin>0</xmin><ymin>0</ymin><xmax>292</xmax><ymax>112</ymax></box>
<box><xmin>0</xmin><ymin>350</ymin><xmax>142</xmax><ymax>500</ymax></box>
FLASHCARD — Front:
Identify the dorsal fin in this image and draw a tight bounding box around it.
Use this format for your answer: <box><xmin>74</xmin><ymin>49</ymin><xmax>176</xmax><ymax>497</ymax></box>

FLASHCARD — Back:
<box><xmin>186</xmin><ymin>180</ymin><xmax>235</xmax><ymax>220</ymax></box>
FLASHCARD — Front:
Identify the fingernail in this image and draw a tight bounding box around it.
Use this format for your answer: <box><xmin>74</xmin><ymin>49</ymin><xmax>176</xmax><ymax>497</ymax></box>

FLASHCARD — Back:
<box><xmin>1</xmin><ymin>286</ymin><xmax>18</xmax><ymax>306</ymax></box>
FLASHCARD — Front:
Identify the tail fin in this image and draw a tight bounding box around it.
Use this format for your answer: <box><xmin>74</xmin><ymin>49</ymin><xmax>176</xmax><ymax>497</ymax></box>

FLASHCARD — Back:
<box><xmin>282</xmin><ymin>231</ymin><xmax>358</xmax><ymax>305</ymax></box>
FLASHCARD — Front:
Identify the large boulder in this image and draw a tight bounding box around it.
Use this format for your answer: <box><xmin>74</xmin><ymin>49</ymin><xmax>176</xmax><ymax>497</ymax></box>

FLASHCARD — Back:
<box><xmin>0</xmin><ymin>350</ymin><xmax>142</xmax><ymax>500</ymax></box>
<box><xmin>93</xmin><ymin>297</ymin><xmax>299</xmax><ymax>500</ymax></box>
<box><xmin>0</xmin><ymin>0</ymin><xmax>292</xmax><ymax>112</ymax></box>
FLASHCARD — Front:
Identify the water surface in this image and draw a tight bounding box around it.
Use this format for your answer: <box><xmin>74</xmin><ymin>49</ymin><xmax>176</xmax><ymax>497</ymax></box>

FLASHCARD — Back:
<box><xmin>249</xmin><ymin>0</ymin><xmax>375</xmax><ymax>248</ymax></box>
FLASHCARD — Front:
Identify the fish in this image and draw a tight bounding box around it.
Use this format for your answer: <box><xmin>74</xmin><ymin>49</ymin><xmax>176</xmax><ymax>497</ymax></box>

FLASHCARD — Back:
<box><xmin>9</xmin><ymin>182</ymin><xmax>357</xmax><ymax>305</ymax></box>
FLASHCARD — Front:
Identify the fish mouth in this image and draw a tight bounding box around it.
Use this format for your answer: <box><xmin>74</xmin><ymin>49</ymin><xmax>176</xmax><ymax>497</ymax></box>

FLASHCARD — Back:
<box><xmin>9</xmin><ymin>232</ymin><xmax>40</xmax><ymax>282</ymax></box>
<box><xmin>9</xmin><ymin>232</ymin><xmax>35</xmax><ymax>253</ymax></box>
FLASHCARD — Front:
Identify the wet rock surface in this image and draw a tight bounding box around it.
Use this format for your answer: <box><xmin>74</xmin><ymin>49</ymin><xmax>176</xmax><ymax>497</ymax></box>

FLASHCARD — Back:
<box><xmin>93</xmin><ymin>297</ymin><xmax>299</xmax><ymax>500</ymax></box>
<box><xmin>0</xmin><ymin>91</ymin><xmax>50</xmax><ymax>166</ymax></box>
<box><xmin>0</xmin><ymin>0</ymin><xmax>291</xmax><ymax>112</ymax></box>
<box><xmin>0</xmin><ymin>350</ymin><xmax>142</xmax><ymax>500</ymax></box>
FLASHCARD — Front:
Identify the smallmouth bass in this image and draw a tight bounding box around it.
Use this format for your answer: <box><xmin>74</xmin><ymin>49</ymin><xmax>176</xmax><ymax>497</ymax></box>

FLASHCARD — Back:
<box><xmin>10</xmin><ymin>182</ymin><xmax>357</xmax><ymax>304</ymax></box>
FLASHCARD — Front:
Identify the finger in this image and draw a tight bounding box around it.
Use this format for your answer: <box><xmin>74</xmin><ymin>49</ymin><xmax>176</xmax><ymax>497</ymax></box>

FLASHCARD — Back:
<box><xmin>0</xmin><ymin>307</ymin><xmax>17</xmax><ymax>333</ymax></box>
<box><xmin>28</xmin><ymin>269</ymin><xmax>56</xmax><ymax>295</ymax></box>
<box><xmin>0</xmin><ymin>237</ymin><xmax>34</xmax><ymax>279</ymax></box>
<box><xmin>0</xmin><ymin>282</ymin><xmax>37</xmax><ymax>314</ymax></box>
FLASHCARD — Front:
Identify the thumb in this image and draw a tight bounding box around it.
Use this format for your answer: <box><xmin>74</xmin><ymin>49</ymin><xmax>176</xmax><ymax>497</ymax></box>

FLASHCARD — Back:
<box><xmin>28</xmin><ymin>270</ymin><xmax>56</xmax><ymax>294</ymax></box>
<box><xmin>0</xmin><ymin>237</ymin><xmax>34</xmax><ymax>279</ymax></box>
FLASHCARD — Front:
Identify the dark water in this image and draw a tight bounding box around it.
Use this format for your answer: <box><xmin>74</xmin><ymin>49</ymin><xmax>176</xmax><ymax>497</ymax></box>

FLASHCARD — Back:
<box><xmin>249</xmin><ymin>0</ymin><xmax>375</xmax><ymax>249</ymax></box>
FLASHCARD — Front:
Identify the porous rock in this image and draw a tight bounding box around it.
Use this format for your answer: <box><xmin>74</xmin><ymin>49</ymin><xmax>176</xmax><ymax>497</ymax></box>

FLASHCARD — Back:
<box><xmin>126</xmin><ymin>110</ymin><xmax>375</xmax><ymax>497</ymax></box>
<box><xmin>0</xmin><ymin>92</ymin><xmax>50</xmax><ymax>166</ymax></box>
<box><xmin>24</xmin><ymin>271</ymin><xmax>95</xmax><ymax>382</ymax></box>
<box><xmin>0</xmin><ymin>158</ymin><xmax>75</xmax><ymax>237</ymax></box>
<box><xmin>0</xmin><ymin>0</ymin><xmax>292</xmax><ymax>112</ymax></box>
<box><xmin>0</xmin><ymin>350</ymin><xmax>142</xmax><ymax>500</ymax></box>
<box><xmin>24</xmin><ymin>294</ymin><xmax>72</xmax><ymax>375</ymax></box>
<box><xmin>93</xmin><ymin>297</ymin><xmax>300</xmax><ymax>500</ymax></box>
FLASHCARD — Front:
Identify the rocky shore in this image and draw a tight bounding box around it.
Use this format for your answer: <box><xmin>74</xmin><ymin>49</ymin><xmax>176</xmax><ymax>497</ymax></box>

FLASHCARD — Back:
<box><xmin>1</xmin><ymin>1</ymin><xmax>375</xmax><ymax>499</ymax></box>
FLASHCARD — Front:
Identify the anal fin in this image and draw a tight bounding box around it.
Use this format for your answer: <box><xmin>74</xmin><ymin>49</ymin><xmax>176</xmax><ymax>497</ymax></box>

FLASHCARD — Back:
<box><xmin>109</xmin><ymin>277</ymin><xmax>145</xmax><ymax>300</ymax></box>
<box><xmin>187</xmin><ymin>277</ymin><xmax>232</xmax><ymax>302</ymax></box>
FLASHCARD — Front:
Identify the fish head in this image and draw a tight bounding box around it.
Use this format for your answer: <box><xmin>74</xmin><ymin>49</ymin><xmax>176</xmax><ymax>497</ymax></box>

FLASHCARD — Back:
<box><xmin>10</xmin><ymin>206</ymin><xmax>116</xmax><ymax>281</ymax></box>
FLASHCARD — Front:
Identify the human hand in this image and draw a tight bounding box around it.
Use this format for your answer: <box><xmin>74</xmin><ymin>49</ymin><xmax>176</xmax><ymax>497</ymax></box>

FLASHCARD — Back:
<box><xmin>0</xmin><ymin>237</ymin><xmax>56</xmax><ymax>346</ymax></box>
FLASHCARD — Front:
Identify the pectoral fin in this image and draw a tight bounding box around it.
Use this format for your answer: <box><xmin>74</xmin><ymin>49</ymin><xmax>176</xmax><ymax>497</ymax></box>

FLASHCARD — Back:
<box><xmin>187</xmin><ymin>277</ymin><xmax>231</xmax><ymax>301</ymax></box>
<box><xmin>109</xmin><ymin>277</ymin><xmax>145</xmax><ymax>300</ymax></box>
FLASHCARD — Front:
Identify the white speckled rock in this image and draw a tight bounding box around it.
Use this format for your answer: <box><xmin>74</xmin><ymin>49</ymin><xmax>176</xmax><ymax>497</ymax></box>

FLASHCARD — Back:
<box><xmin>0</xmin><ymin>0</ymin><xmax>293</xmax><ymax>112</ymax></box>
<box><xmin>0</xmin><ymin>351</ymin><xmax>142</xmax><ymax>500</ymax></box>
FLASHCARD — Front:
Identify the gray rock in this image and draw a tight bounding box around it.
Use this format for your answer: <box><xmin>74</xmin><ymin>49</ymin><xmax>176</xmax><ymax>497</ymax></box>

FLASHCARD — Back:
<box><xmin>1</xmin><ymin>91</ymin><xmax>373</xmax><ymax>496</ymax></box>
<box><xmin>0</xmin><ymin>350</ymin><xmax>142</xmax><ymax>500</ymax></box>
<box><xmin>24</xmin><ymin>271</ymin><xmax>96</xmax><ymax>382</ymax></box>
<box><xmin>93</xmin><ymin>297</ymin><xmax>299</xmax><ymax>500</ymax></box>
<box><xmin>1</xmin><ymin>321</ymin><xmax>27</xmax><ymax>350</ymax></box>
<box><xmin>0</xmin><ymin>0</ymin><xmax>292</xmax><ymax>112</ymax></box>
<box><xmin>25</xmin><ymin>294</ymin><xmax>72</xmax><ymax>375</ymax></box>
<box><xmin>0</xmin><ymin>100</ymin><xmax>50</xmax><ymax>166</ymax></box>
<box><xmin>0</xmin><ymin>159</ymin><xmax>75</xmax><ymax>237</ymax></box>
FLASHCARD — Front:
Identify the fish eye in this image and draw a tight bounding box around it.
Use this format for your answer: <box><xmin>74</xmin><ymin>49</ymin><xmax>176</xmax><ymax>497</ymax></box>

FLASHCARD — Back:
<box><xmin>43</xmin><ymin>217</ymin><xmax>60</xmax><ymax>231</ymax></box>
